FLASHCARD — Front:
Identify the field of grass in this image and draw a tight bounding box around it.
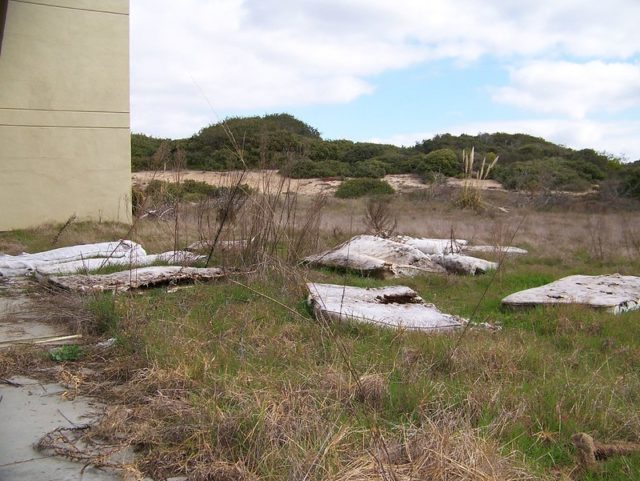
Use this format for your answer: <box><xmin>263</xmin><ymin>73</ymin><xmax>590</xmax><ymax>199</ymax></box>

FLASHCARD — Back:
<box><xmin>2</xmin><ymin>184</ymin><xmax>640</xmax><ymax>481</ymax></box>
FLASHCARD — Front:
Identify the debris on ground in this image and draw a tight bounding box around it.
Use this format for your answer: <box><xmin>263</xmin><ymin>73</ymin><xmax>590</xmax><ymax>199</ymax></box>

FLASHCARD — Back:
<box><xmin>0</xmin><ymin>241</ymin><xmax>204</xmax><ymax>277</ymax></box>
<box><xmin>307</xmin><ymin>282</ymin><xmax>466</xmax><ymax>331</ymax></box>
<box><xmin>0</xmin><ymin>278</ymin><xmax>76</xmax><ymax>348</ymax></box>
<box><xmin>303</xmin><ymin>235</ymin><xmax>514</xmax><ymax>277</ymax></box>
<box><xmin>502</xmin><ymin>274</ymin><xmax>640</xmax><ymax>314</ymax></box>
<box><xmin>391</xmin><ymin>235</ymin><xmax>466</xmax><ymax>255</ymax></box>
<box><xmin>463</xmin><ymin>245</ymin><xmax>528</xmax><ymax>255</ymax></box>
<box><xmin>0</xmin><ymin>241</ymin><xmax>144</xmax><ymax>277</ymax></box>
<box><xmin>186</xmin><ymin>238</ymin><xmax>251</xmax><ymax>252</ymax></box>
<box><xmin>431</xmin><ymin>253</ymin><xmax>498</xmax><ymax>275</ymax></box>
<box><xmin>392</xmin><ymin>235</ymin><xmax>527</xmax><ymax>256</ymax></box>
<box><xmin>35</xmin><ymin>251</ymin><xmax>203</xmax><ymax>276</ymax></box>
<box><xmin>0</xmin><ymin>334</ymin><xmax>83</xmax><ymax>349</ymax></box>
<box><xmin>96</xmin><ymin>338</ymin><xmax>117</xmax><ymax>349</ymax></box>
<box><xmin>304</xmin><ymin>235</ymin><xmax>446</xmax><ymax>277</ymax></box>
<box><xmin>0</xmin><ymin>376</ymin><xmax>126</xmax><ymax>480</ymax></box>
<box><xmin>571</xmin><ymin>432</ymin><xmax>640</xmax><ymax>471</ymax></box>
<box><xmin>44</xmin><ymin>266</ymin><xmax>225</xmax><ymax>293</ymax></box>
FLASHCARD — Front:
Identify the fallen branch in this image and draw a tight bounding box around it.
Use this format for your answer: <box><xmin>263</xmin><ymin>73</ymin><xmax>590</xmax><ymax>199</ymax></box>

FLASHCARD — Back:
<box><xmin>572</xmin><ymin>432</ymin><xmax>640</xmax><ymax>471</ymax></box>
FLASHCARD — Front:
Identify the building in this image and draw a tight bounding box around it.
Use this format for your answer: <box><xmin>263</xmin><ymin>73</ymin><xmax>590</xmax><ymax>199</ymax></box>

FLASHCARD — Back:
<box><xmin>0</xmin><ymin>0</ymin><xmax>130</xmax><ymax>231</ymax></box>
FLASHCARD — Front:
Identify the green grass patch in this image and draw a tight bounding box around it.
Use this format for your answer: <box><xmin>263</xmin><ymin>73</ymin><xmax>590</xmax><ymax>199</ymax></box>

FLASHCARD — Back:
<box><xmin>106</xmin><ymin>255</ymin><xmax>640</xmax><ymax>479</ymax></box>
<box><xmin>49</xmin><ymin>344</ymin><xmax>83</xmax><ymax>362</ymax></box>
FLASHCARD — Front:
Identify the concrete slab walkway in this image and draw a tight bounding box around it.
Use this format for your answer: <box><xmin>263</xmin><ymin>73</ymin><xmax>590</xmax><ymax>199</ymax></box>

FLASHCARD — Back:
<box><xmin>0</xmin><ymin>278</ymin><xmax>122</xmax><ymax>480</ymax></box>
<box><xmin>0</xmin><ymin>377</ymin><xmax>121</xmax><ymax>481</ymax></box>
<box><xmin>0</xmin><ymin>278</ymin><xmax>72</xmax><ymax>347</ymax></box>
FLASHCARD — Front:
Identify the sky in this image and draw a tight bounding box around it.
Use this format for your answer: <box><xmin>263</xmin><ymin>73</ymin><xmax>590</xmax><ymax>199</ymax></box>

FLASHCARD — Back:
<box><xmin>131</xmin><ymin>0</ymin><xmax>640</xmax><ymax>161</ymax></box>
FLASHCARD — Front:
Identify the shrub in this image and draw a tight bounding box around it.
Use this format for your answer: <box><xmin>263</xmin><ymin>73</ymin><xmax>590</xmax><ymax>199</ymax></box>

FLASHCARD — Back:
<box><xmin>50</xmin><ymin>344</ymin><xmax>83</xmax><ymax>362</ymax></box>
<box><xmin>416</xmin><ymin>148</ymin><xmax>459</xmax><ymax>181</ymax></box>
<box><xmin>335</xmin><ymin>178</ymin><xmax>394</xmax><ymax>198</ymax></box>
<box><xmin>283</xmin><ymin>159</ymin><xmax>350</xmax><ymax>178</ymax></box>
<box><xmin>340</xmin><ymin>142</ymin><xmax>387</xmax><ymax>163</ymax></box>
<box><xmin>131</xmin><ymin>133</ymin><xmax>166</xmax><ymax>171</ymax></box>
<box><xmin>350</xmin><ymin>159</ymin><xmax>387</xmax><ymax>178</ymax></box>
<box><xmin>494</xmin><ymin>158</ymin><xmax>592</xmax><ymax>192</ymax></box>
<box><xmin>144</xmin><ymin>180</ymin><xmax>251</xmax><ymax>204</ymax></box>
<box><xmin>363</xmin><ymin>197</ymin><xmax>397</xmax><ymax>235</ymax></box>
<box><xmin>621</xmin><ymin>163</ymin><xmax>640</xmax><ymax>199</ymax></box>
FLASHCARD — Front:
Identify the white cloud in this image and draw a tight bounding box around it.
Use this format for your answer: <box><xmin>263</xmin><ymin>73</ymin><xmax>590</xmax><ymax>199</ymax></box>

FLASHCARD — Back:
<box><xmin>492</xmin><ymin>61</ymin><xmax>640</xmax><ymax>118</ymax></box>
<box><xmin>371</xmin><ymin>119</ymin><xmax>640</xmax><ymax>161</ymax></box>
<box><xmin>131</xmin><ymin>0</ymin><xmax>640</xmax><ymax>138</ymax></box>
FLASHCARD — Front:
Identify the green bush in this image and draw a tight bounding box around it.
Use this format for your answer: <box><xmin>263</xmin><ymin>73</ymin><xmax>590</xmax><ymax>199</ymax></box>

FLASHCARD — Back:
<box><xmin>416</xmin><ymin>148</ymin><xmax>459</xmax><ymax>181</ymax></box>
<box><xmin>494</xmin><ymin>158</ymin><xmax>593</xmax><ymax>192</ymax></box>
<box><xmin>621</xmin><ymin>163</ymin><xmax>640</xmax><ymax>199</ymax></box>
<box><xmin>283</xmin><ymin>159</ymin><xmax>350</xmax><ymax>178</ymax></box>
<box><xmin>350</xmin><ymin>159</ymin><xmax>387</xmax><ymax>178</ymax></box>
<box><xmin>131</xmin><ymin>133</ymin><xmax>168</xmax><ymax>171</ymax></box>
<box><xmin>183</xmin><ymin>113</ymin><xmax>321</xmax><ymax>169</ymax></box>
<box><xmin>335</xmin><ymin>178</ymin><xmax>395</xmax><ymax>198</ymax></box>
<box><xmin>50</xmin><ymin>344</ymin><xmax>83</xmax><ymax>362</ymax></box>
<box><xmin>339</xmin><ymin>142</ymin><xmax>387</xmax><ymax>163</ymax></box>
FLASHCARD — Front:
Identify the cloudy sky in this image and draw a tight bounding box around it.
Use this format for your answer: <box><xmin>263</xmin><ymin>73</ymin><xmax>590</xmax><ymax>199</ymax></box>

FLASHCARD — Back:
<box><xmin>131</xmin><ymin>0</ymin><xmax>640</xmax><ymax>160</ymax></box>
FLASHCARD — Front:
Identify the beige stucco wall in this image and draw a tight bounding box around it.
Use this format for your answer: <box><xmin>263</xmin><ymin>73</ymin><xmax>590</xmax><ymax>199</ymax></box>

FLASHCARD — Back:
<box><xmin>0</xmin><ymin>0</ymin><xmax>130</xmax><ymax>231</ymax></box>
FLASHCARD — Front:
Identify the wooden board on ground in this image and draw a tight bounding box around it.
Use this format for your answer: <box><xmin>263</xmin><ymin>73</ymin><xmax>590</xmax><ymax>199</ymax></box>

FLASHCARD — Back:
<box><xmin>307</xmin><ymin>283</ymin><xmax>465</xmax><ymax>331</ymax></box>
<box><xmin>501</xmin><ymin>274</ymin><xmax>640</xmax><ymax>314</ymax></box>
<box><xmin>45</xmin><ymin>266</ymin><xmax>225</xmax><ymax>293</ymax></box>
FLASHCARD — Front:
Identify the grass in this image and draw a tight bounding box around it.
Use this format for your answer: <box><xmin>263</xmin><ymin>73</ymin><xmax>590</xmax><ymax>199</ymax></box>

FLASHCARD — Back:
<box><xmin>67</xmin><ymin>255</ymin><xmax>640</xmax><ymax>480</ymax></box>
<box><xmin>2</xmin><ymin>181</ymin><xmax>640</xmax><ymax>480</ymax></box>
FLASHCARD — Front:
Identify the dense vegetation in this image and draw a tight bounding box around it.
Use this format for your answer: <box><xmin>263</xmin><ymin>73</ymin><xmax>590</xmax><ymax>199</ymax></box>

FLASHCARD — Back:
<box><xmin>621</xmin><ymin>160</ymin><xmax>640</xmax><ymax>198</ymax></box>
<box><xmin>132</xmin><ymin>113</ymin><xmax>639</xmax><ymax>196</ymax></box>
<box><xmin>334</xmin><ymin>178</ymin><xmax>395</xmax><ymax>198</ymax></box>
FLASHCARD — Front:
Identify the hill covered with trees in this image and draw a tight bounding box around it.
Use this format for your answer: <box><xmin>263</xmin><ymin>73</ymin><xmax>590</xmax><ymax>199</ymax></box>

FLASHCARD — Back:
<box><xmin>132</xmin><ymin>113</ymin><xmax>639</xmax><ymax>196</ymax></box>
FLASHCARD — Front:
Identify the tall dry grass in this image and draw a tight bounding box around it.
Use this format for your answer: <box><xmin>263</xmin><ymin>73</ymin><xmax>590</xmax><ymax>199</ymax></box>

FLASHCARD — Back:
<box><xmin>458</xmin><ymin>147</ymin><xmax>499</xmax><ymax>210</ymax></box>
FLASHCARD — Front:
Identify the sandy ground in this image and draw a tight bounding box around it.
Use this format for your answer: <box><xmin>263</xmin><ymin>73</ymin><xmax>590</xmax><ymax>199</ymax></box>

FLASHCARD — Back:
<box><xmin>132</xmin><ymin>170</ymin><xmax>505</xmax><ymax>195</ymax></box>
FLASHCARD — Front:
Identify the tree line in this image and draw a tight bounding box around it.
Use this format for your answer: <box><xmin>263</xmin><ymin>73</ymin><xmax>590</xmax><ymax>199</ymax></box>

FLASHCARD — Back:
<box><xmin>131</xmin><ymin>113</ymin><xmax>639</xmax><ymax>196</ymax></box>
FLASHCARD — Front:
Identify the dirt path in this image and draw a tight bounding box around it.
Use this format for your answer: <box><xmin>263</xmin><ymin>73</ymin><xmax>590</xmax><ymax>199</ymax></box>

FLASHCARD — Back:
<box><xmin>132</xmin><ymin>170</ymin><xmax>342</xmax><ymax>195</ymax></box>
<box><xmin>132</xmin><ymin>170</ymin><xmax>506</xmax><ymax>195</ymax></box>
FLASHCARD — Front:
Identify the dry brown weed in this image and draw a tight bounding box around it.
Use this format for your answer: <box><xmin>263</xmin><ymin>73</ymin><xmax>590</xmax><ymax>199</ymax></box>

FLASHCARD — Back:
<box><xmin>333</xmin><ymin>416</ymin><xmax>543</xmax><ymax>481</ymax></box>
<box><xmin>353</xmin><ymin>373</ymin><xmax>388</xmax><ymax>408</ymax></box>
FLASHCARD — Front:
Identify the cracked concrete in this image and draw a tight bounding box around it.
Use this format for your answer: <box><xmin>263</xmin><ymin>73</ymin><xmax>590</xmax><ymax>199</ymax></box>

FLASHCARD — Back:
<box><xmin>0</xmin><ymin>279</ymin><xmax>123</xmax><ymax>480</ymax></box>
<box><xmin>0</xmin><ymin>377</ymin><xmax>122</xmax><ymax>481</ymax></box>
